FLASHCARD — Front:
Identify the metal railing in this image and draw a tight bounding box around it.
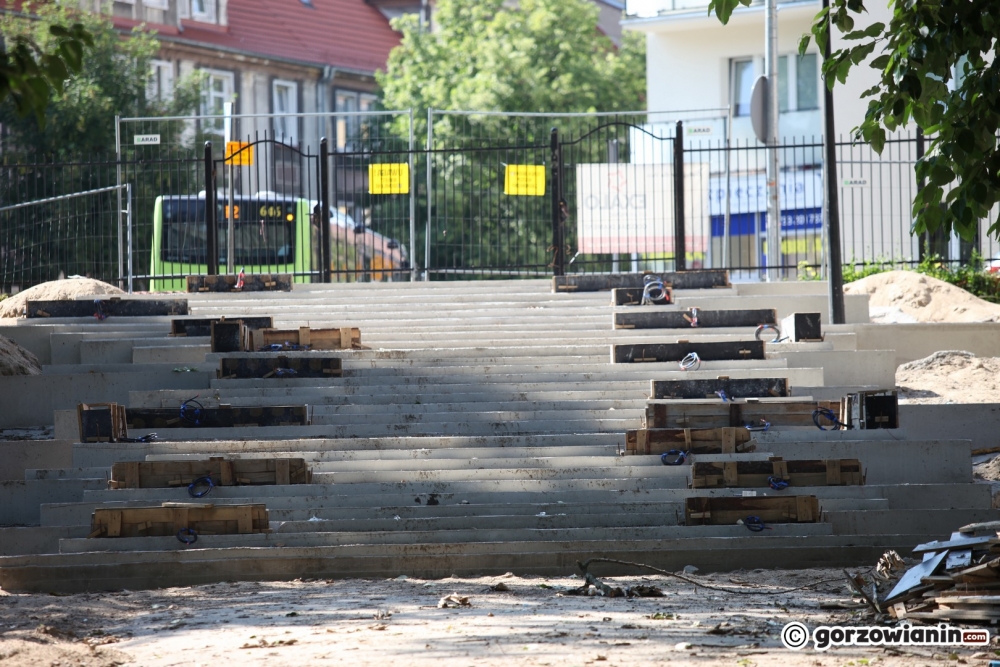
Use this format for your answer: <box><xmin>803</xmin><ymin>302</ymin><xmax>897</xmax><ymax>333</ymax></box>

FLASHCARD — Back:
<box><xmin>3</xmin><ymin>109</ymin><xmax>998</xmax><ymax>293</ymax></box>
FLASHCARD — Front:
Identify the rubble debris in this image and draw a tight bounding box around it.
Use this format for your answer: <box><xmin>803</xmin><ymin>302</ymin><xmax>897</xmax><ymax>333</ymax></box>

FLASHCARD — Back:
<box><xmin>437</xmin><ymin>594</ymin><xmax>471</xmax><ymax>609</ymax></box>
<box><xmin>864</xmin><ymin>526</ymin><xmax>1000</xmax><ymax>623</ymax></box>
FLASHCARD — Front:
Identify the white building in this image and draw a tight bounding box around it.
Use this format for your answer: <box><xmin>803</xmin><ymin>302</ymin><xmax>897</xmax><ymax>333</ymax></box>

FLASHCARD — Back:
<box><xmin>621</xmin><ymin>0</ymin><xmax>996</xmax><ymax>273</ymax></box>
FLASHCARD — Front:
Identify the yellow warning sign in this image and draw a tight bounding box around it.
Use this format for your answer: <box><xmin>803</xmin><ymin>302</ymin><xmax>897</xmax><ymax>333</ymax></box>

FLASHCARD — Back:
<box><xmin>369</xmin><ymin>163</ymin><xmax>410</xmax><ymax>195</ymax></box>
<box><xmin>224</xmin><ymin>141</ymin><xmax>254</xmax><ymax>166</ymax></box>
<box><xmin>504</xmin><ymin>165</ymin><xmax>546</xmax><ymax>196</ymax></box>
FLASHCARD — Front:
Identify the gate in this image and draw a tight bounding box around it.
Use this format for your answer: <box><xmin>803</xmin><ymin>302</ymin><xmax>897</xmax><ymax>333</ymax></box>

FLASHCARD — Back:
<box><xmin>424</xmin><ymin>110</ymin><xmax>722</xmax><ymax>280</ymax></box>
<box><xmin>116</xmin><ymin>110</ymin><xmax>415</xmax><ymax>290</ymax></box>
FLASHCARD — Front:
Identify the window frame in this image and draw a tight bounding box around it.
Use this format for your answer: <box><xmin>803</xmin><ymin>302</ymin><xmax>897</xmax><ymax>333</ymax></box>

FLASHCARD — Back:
<box><xmin>272</xmin><ymin>79</ymin><xmax>299</xmax><ymax>146</ymax></box>
<box><xmin>147</xmin><ymin>59</ymin><xmax>175</xmax><ymax>103</ymax></box>
<box><xmin>199</xmin><ymin>69</ymin><xmax>235</xmax><ymax>136</ymax></box>
<box><xmin>191</xmin><ymin>0</ymin><xmax>217</xmax><ymax>23</ymax></box>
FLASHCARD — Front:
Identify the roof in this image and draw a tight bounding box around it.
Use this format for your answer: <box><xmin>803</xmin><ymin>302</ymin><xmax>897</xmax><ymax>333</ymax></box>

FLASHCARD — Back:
<box><xmin>130</xmin><ymin>0</ymin><xmax>401</xmax><ymax>74</ymax></box>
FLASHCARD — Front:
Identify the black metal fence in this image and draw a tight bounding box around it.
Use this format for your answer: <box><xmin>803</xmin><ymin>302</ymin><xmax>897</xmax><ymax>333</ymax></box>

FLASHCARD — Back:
<box><xmin>2</xmin><ymin>110</ymin><xmax>998</xmax><ymax>293</ymax></box>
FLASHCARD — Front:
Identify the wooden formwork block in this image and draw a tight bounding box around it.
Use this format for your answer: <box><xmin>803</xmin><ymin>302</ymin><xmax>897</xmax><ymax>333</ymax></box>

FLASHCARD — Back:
<box><xmin>690</xmin><ymin>458</ymin><xmax>864</xmax><ymax>489</ymax></box>
<box><xmin>625</xmin><ymin>427</ymin><xmax>754</xmax><ymax>455</ymax></box>
<box><xmin>89</xmin><ymin>503</ymin><xmax>269</xmax><ymax>538</ymax></box>
<box><xmin>109</xmin><ymin>457</ymin><xmax>311</xmax><ymax>489</ymax></box>
<box><xmin>684</xmin><ymin>495</ymin><xmax>820</xmax><ymax>526</ymax></box>
<box><xmin>643</xmin><ymin>399</ymin><xmax>840</xmax><ymax>429</ymax></box>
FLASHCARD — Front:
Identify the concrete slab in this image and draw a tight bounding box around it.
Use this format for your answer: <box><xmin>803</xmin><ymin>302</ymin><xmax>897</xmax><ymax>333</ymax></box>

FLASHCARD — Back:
<box><xmin>0</xmin><ymin>440</ymin><xmax>72</xmax><ymax>481</ymax></box>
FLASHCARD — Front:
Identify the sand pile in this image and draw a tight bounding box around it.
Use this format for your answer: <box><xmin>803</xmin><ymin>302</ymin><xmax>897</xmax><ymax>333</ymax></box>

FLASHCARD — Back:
<box><xmin>896</xmin><ymin>350</ymin><xmax>1000</xmax><ymax>403</ymax></box>
<box><xmin>845</xmin><ymin>270</ymin><xmax>1000</xmax><ymax>323</ymax></box>
<box><xmin>0</xmin><ymin>278</ymin><xmax>124</xmax><ymax>319</ymax></box>
<box><xmin>0</xmin><ymin>334</ymin><xmax>41</xmax><ymax>375</ymax></box>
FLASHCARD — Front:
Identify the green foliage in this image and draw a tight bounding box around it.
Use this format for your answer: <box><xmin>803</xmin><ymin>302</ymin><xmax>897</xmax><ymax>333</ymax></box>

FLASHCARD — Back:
<box><xmin>376</xmin><ymin>0</ymin><xmax>646</xmax><ymax>276</ymax></box>
<box><xmin>711</xmin><ymin>0</ymin><xmax>1000</xmax><ymax>244</ymax></box>
<box><xmin>1</xmin><ymin>2</ymin><xmax>202</xmax><ymax>157</ymax></box>
<box><xmin>836</xmin><ymin>252</ymin><xmax>1000</xmax><ymax>303</ymax></box>
<box><xmin>0</xmin><ymin>4</ymin><xmax>92</xmax><ymax>125</ymax></box>
<box><xmin>378</xmin><ymin>0</ymin><xmax>646</xmax><ymax>120</ymax></box>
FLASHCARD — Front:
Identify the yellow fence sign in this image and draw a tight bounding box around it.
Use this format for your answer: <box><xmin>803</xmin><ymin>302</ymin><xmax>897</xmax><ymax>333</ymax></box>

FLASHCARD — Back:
<box><xmin>504</xmin><ymin>165</ymin><xmax>546</xmax><ymax>196</ymax></box>
<box><xmin>224</xmin><ymin>141</ymin><xmax>254</xmax><ymax>166</ymax></box>
<box><xmin>369</xmin><ymin>163</ymin><xmax>410</xmax><ymax>194</ymax></box>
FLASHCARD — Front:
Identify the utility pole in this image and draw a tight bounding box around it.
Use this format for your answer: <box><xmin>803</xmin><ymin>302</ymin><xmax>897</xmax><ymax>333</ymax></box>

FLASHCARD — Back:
<box><xmin>823</xmin><ymin>0</ymin><xmax>846</xmax><ymax>323</ymax></box>
<box><xmin>764</xmin><ymin>0</ymin><xmax>781</xmax><ymax>281</ymax></box>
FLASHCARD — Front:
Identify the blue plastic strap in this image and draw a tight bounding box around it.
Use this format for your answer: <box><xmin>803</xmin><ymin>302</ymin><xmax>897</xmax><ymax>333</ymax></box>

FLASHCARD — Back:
<box><xmin>177</xmin><ymin>527</ymin><xmax>198</xmax><ymax>544</ymax></box>
<box><xmin>660</xmin><ymin>450</ymin><xmax>688</xmax><ymax>466</ymax></box>
<box><xmin>812</xmin><ymin>407</ymin><xmax>843</xmax><ymax>431</ymax></box>
<box><xmin>188</xmin><ymin>476</ymin><xmax>214</xmax><ymax>498</ymax></box>
<box><xmin>744</xmin><ymin>516</ymin><xmax>767</xmax><ymax>532</ymax></box>
<box><xmin>768</xmin><ymin>476</ymin><xmax>789</xmax><ymax>490</ymax></box>
<box><xmin>745</xmin><ymin>419</ymin><xmax>770</xmax><ymax>432</ymax></box>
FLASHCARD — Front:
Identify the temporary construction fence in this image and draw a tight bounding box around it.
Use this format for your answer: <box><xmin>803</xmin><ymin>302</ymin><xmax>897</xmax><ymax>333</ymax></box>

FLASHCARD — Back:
<box><xmin>2</xmin><ymin>108</ymin><xmax>998</xmax><ymax>292</ymax></box>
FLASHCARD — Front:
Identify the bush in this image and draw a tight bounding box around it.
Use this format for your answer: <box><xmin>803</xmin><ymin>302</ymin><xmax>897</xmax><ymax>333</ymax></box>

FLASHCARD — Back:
<box><xmin>835</xmin><ymin>251</ymin><xmax>1000</xmax><ymax>303</ymax></box>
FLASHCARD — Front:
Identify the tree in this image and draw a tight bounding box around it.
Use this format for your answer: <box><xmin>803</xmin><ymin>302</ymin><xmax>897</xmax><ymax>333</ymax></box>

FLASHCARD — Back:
<box><xmin>1</xmin><ymin>1</ymin><xmax>201</xmax><ymax>157</ymax></box>
<box><xmin>376</xmin><ymin>0</ymin><xmax>647</xmax><ymax>275</ymax></box>
<box><xmin>0</xmin><ymin>5</ymin><xmax>91</xmax><ymax>125</ymax></box>
<box><xmin>709</xmin><ymin>0</ymin><xmax>1000</xmax><ymax>243</ymax></box>
<box><xmin>379</xmin><ymin>0</ymin><xmax>646</xmax><ymax>117</ymax></box>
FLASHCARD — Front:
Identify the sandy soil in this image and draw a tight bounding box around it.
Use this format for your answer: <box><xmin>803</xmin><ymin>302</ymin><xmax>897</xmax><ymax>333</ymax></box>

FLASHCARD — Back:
<box><xmin>0</xmin><ymin>571</ymin><xmax>993</xmax><ymax>667</ymax></box>
<box><xmin>0</xmin><ymin>335</ymin><xmax>41</xmax><ymax>376</ymax></box>
<box><xmin>845</xmin><ymin>270</ymin><xmax>1000</xmax><ymax>323</ymax></box>
<box><xmin>0</xmin><ymin>278</ymin><xmax>124</xmax><ymax>319</ymax></box>
<box><xmin>896</xmin><ymin>350</ymin><xmax>1000</xmax><ymax>404</ymax></box>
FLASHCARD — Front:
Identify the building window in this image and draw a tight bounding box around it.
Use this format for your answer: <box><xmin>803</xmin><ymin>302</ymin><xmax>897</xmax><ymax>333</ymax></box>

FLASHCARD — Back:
<box><xmin>147</xmin><ymin>59</ymin><xmax>174</xmax><ymax>102</ymax></box>
<box><xmin>143</xmin><ymin>0</ymin><xmax>169</xmax><ymax>9</ymax></box>
<box><xmin>200</xmin><ymin>69</ymin><xmax>234</xmax><ymax>136</ymax></box>
<box><xmin>334</xmin><ymin>90</ymin><xmax>378</xmax><ymax>149</ymax></box>
<box><xmin>273</xmin><ymin>80</ymin><xmax>299</xmax><ymax>146</ymax></box>
<box><xmin>178</xmin><ymin>0</ymin><xmax>190</xmax><ymax>18</ymax></box>
<box><xmin>796</xmin><ymin>53</ymin><xmax>819</xmax><ymax>111</ymax></box>
<box><xmin>192</xmin><ymin>0</ymin><xmax>217</xmax><ymax>22</ymax></box>
<box><xmin>732</xmin><ymin>59</ymin><xmax>755</xmax><ymax>117</ymax></box>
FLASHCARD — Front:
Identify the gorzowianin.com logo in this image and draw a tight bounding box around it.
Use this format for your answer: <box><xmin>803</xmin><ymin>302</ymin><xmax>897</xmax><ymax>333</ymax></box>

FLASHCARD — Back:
<box><xmin>781</xmin><ymin>621</ymin><xmax>990</xmax><ymax>651</ymax></box>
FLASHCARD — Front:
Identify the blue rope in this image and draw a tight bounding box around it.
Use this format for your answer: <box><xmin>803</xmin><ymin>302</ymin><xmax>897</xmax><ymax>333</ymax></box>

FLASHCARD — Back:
<box><xmin>260</xmin><ymin>342</ymin><xmax>311</xmax><ymax>352</ymax></box>
<box><xmin>768</xmin><ymin>476</ymin><xmax>789</xmax><ymax>490</ymax></box>
<box><xmin>812</xmin><ymin>407</ymin><xmax>845</xmax><ymax>431</ymax></box>
<box><xmin>93</xmin><ymin>300</ymin><xmax>108</xmax><ymax>321</ymax></box>
<box><xmin>274</xmin><ymin>368</ymin><xmax>298</xmax><ymax>377</ymax></box>
<box><xmin>660</xmin><ymin>450</ymin><xmax>689</xmax><ymax>466</ymax></box>
<box><xmin>745</xmin><ymin>419</ymin><xmax>770</xmax><ymax>432</ymax></box>
<box><xmin>743</xmin><ymin>516</ymin><xmax>767</xmax><ymax>532</ymax></box>
<box><xmin>180</xmin><ymin>397</ymin><xmax>203</xmax><ymax>426</ymax></box>
<box><xmin>715</xmin><ymin>390</ymin><xmax>729</xmax><ymax>402</ymax></box>
<box><xmin>188</xmin><ymin>476</ymin><xmax>214</xmax><ymax>498</ymax></box>
<box><xmin>176</xmin><ymin>527</ymin><xmax>198</xmax><ymax>544</ymax></box>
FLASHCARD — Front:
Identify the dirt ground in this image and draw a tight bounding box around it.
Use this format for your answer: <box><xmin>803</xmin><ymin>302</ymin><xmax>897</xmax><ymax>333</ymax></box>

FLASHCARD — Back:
<box><xmin>0</xmin><ymin>278</ymin><xmax>123</xmax><ymax>319</ymax></box>
<box><xmin>896</xmin><ymin>350</ymin><xmax>1000</xmax><ymax>404</ymax></box>
<box><xmin>0</xmin><ymin>336</ymin><xmax>40</xmax><ymax>376</ymax></box>
<box><xmin>844</xmin><ymin>270</ymin><xmax>1000</xmax><ymax>323</ymax></box>
<box><xmin>0</xmin><ymin>570</ymin><xmax>995</xmax><ymax>667</ymax></box>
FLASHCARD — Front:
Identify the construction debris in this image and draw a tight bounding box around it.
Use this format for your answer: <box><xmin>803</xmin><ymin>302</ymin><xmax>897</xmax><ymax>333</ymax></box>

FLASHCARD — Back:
<box><xmin>437</xmin><ymin>594</ymin><xmax>471</xmax><ymax>608</ymax></box>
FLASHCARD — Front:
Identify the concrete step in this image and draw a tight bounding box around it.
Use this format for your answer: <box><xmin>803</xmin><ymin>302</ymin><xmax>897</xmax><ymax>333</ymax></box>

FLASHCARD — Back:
<box><xmin>0</xmin><ymin>533</ymin><xmax>937</xmax><ymax>593</ymax></box>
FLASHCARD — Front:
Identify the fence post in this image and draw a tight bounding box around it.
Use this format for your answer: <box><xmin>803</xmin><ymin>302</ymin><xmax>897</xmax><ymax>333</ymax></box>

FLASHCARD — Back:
<box><xmin>319</xmin><ymin>137</ymin><xmax>332</xmax><ymax>283</ymax></box>
<box><xmin>204</xmin><ymin>141</ymin><xmax>218</xmax><ymax>276</ymax></box>
<box><xmin>550</xmin><ymin>127</ymin><xmax>565</xmax><ymax>277</ymax></box>
<box><xmin>915</xmin><ymin>127</ymin><xmax>927</xmax><ymax>262</ymax></box>
<box><xmin>673</xmin><ymin>121</ymin><xmax>686</xmax><ymax>271</ymax></box>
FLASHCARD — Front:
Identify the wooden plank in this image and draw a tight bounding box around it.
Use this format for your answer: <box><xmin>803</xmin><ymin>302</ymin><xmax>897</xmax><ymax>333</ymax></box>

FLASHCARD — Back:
<box><xmin>275</xmin><ymin>459</ymin><xmax>291</xmax><ymax>485</ymax></box>
<box><xmin>25</xmin><ymin>298</ymin><xmax>188</xmax><ymax>319</ymax></box>
<box><xmin>625</xmin><ymin>427</ymin><xmax>753</xmax><ymax>455</ymax></box>
<box><xmin>77</xmin><ymin>403</ymin><xmax>128</xmax><ymax>443</ymax></box>
<box><xmin>218</xmin><ymin>356</ymin><xmax>343</xmax><ymax>379</ymax></box>
<box><xmin>611</xmin><ymin>286</ymin><xmax>673</xmax><ymax>306</ymax></box>
<box><xmin>684</xmin><ymin>495</ymin><xmax>820</xmax><ymax>526</ymax></box>
<box><xmin>109</xmin><ymin>458</ymin><xmax>310</xmax><ymax>488</ymax></box>
<box><xmin>186</xmin><ymin>274</ymin><xmax>292</xmax><ymax>293</ymax></box>
<box><xmin>614</xmin><ymin>309</ymin><xmax>776</xmax><ymax>330</ymax></box>
<box><xmin>553</xmin><ymin>270</ymin><xmax>730</xmax><ymax>292</ymax></box>
<box><xmin>614</xmin><ymin>340</ymin><xmax>765</xmax><ymax>364</ymax></box>
<box><xmin>690</xmin><ymin>459</ymin><xmax>863</xmax><ymax>488</ymax></box>
<box><xmin>256</xmin><ymin>327</ymin><xmax>362</xmax><ymax>350</ymax></box>
<box><xmin>90</xmin><ymin>503</ymin><xmax>269</xmax><ymax>538</ymax></box>
<box><xmin>171</xmin><ymin>317</ymin><xmax>273</xmax><ymax>338</ymax></box>
<box><xmin>651</xmin><ymin>378</ymin><xmax>789</xmax><ymax>400</ymax></box>
<box><xmin>210</xmin><ymin>321</ymin><xmax>250</xmax><ymax>353</ymax></box>
<box><xmin>644</xmin><ymin>399</ymin><xmax>839</xmax><ymax>429</ymax></box>
<box><xmin>125</xmin><ymin>406</ymin><xmax>310</xmax><ymax>429</ymax></box>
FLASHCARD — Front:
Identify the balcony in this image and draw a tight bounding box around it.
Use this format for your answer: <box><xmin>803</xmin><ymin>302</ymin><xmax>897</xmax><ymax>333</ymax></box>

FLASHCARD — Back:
<box><xmin>625</xmin><ymin>0</ymin><xmax>814</xmax><ymax>18</ymax></box>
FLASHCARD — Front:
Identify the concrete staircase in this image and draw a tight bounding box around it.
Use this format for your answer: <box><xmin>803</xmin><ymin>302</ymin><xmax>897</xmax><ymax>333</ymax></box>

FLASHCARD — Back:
<box><xmin>0</xmin><ymin>278</ymin><xmax>995</xmax><ymax>593</ymax></box>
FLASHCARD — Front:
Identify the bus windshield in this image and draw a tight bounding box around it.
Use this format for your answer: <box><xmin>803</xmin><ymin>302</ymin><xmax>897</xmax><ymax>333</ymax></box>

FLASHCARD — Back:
<box><xmin>161</xmin><ymin>196</ymin><xmax>296</xmax><ymax>265</ymax></box>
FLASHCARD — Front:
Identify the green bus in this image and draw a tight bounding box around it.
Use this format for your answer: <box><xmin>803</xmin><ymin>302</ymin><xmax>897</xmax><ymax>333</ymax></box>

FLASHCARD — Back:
<box><xmin>149</xmin><ymin>194</ymin><xmax>408</xmax><ymax>291</ymax></box>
